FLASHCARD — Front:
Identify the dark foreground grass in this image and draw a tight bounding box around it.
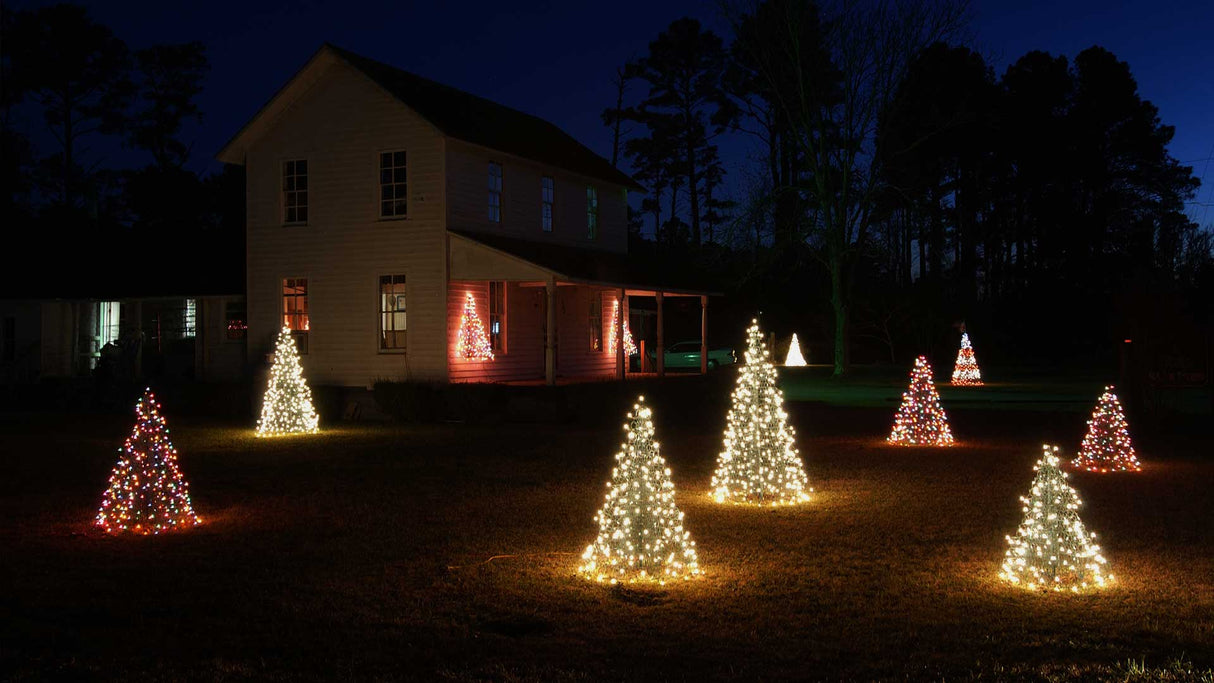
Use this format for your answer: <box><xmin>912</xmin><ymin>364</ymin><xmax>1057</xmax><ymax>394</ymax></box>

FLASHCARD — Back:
<box><xmin>1</xmin><ymin>375</ymin><xmax>1212</xmax><ymax>681</ymax></box>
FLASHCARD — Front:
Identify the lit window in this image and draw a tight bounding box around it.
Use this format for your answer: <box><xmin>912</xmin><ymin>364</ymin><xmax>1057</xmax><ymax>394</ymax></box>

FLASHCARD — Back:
<box><xmin>283</xmin><ymin>159</ymin><xmax>308</xmax><ymax>224</ymax></box>
<box><xmin>488</xmin><ymin>162</ymin><xmax>503</xmax><ymax>222</ymax></box>
<box><xmin>379</xmin><ymin>275</ymin><xmax>407</xmax><ymax>350</ymax></box>
<box><xmin>379</xmin><ymin>151</ymin><xmax>407</xmax><ymax>218</ymax></box>
<box><xmin>542</xmin><ymin>176</ymin><xmax>554</xmax><ymax>232</ymax></box>
<box><xmin>589</xmin><ymin>292</ymin><xmax>602</xmax><ymax>351</ymax></box>
<box><xmin>99</xmin><ymin>301</ymin><xmax>121</xmax><ymax>345</ymax></box>
<box><xmin>587</xmin><ymin>186</ymin><xmax>598</xmax><ymax>239</ymax></box>
<box><xmin>489</xmin><ymin>281</ymin><xmax>505</xmax><ymax>352</ymax></box>
<box><xmin>183</xmin><ymin>299</ymin><xmax>196</xmax><ymax>338</ymax></box>
<box><xmin>225</xmin><ymin>301</ymin><xmax>247</xmax><ymax>340</ymax></box>
<box><xmin>283</xmin><ymin>278</ymin><xmax>309</xmax><ymax>352</ymax></box>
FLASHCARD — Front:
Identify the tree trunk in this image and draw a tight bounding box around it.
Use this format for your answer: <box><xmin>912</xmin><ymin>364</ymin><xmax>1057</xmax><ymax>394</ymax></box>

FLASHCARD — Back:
<box><xmin>830</xmin><ymin>252</ymin><xmax>847</xmax><ymax>377</ymax></box>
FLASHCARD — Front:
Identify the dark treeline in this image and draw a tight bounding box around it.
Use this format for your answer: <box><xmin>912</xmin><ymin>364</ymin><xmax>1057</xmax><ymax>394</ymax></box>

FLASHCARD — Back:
<box><xmin>609</xmin><ymin>0</ymin><xmax>1211</xmax><ymax>375</ymax></box>
<box><xmin>1</xmin><ymin>4</ymin><xmax>243</xmax><ymax>296</ymax></box>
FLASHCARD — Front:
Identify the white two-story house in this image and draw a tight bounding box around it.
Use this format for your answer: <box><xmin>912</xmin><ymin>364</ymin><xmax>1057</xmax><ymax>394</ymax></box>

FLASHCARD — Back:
<box><xmin>217</xmin><ymin>44</ymin><xmax>713</xmax><ymax>386</ymax></box>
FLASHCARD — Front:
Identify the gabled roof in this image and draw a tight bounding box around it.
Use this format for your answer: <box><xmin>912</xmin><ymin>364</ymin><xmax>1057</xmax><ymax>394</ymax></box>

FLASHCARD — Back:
<box><xmin>219</xmin><ymin>44</ymin><xmax>643</xmax><ymax>191</ymax></box>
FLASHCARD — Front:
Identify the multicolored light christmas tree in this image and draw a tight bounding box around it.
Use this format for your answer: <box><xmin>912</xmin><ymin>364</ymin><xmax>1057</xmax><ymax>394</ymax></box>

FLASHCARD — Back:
<box><xmin>950</xmin><ymin>332</ymin><xmax>983</xmax><ymax>386</ymax></box>
<box><xmin>580</xmin><ymin>396</ymin><xmax>701</xmax><ymax>584</ymax></box>
<box><xmin>606</xmin><ymin>299</ymin><xmax>637</xmax><ymax>356</ymax></box>
<box><xmin>784</xmin><ymin>332</ymin><xmax>807</xmax><ymax>367</ymax></box>
<box><xmin>455</xmin><ymin>292</ymin><xmax>494</xmax><ymax>361</ymax></box>
<box><xmin>888</xmin><ymin>356</ymin><xmax>955</xmax><ymax>446</ymax></box>
<box><xmin>1000</xmin><ymin>445</ymin><xmax>1112</xmax><ymax>592</ymax></box>
<box><xmin>711</xmin><ymin>320</ymin><xmax>812</xmax><ymax>506</ymax></box>
<box><xmin>256</xmin><ymin>327</ymin><xmax>320</xmax><ymax>437</ymax></box>
<box><xmin>96</xmin><ymin>388</ymin><xmax>201</xmax><ymax>534</ymax></box>
<box><xmin>1072</xmin><ymin>386</ymin><xmax>1142</xmax><ymax>473</ymax></box>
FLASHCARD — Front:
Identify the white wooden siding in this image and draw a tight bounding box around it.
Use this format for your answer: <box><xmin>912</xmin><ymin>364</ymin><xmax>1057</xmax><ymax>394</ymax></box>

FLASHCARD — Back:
<box><xmin>245</xmin><ymin>59</ymin><xmax>449</xmax><ymax>387</ymax></box>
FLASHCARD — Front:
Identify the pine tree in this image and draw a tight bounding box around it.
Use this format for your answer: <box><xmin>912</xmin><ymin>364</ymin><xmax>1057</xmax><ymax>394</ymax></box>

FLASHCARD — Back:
<box><xmin>580</xmin><ymin>396</ymin><xmax>701</xmax><ymax>584</ymax></box>
<box><xmin>784</xmin><ymin>332</ymin><xmax>807</xmax><ymax>367</ymax></box>
<box><xmin>1000</xmin><ymin>445</ymin><xmax>1112</xmax><ymax>591</ymax></box>
<box><xmin>950</xmin><ymin>332</ymin><xmax>983</xmax><ymax>385</ymax></box>
<box><xmin>256</xmin><ymin>327</ymin><xmax>320</xmax><ymax>436</ymax></box>
<box><xmin>888</xmin><ymin>356</ymin><xmax>955</xmax><ymax>446</ymax></box>
<box><xmin>607</xmin><ymin>299</ymin><xmax>637</xmax><ymax>357</ymax></box>
<box><xmin>1072</xmin><ymin>386</ymin><xmax>1141</xmax><ymax>472</ymax></box>
<box><xmin>711</xmin><ymin>320</ymin><xmax>812</xmax><ymax>505</ymax></box>
<box><xmin>96</xmin><ymin>388</ymin><xmax>201</xmax><ymax>534</ymax></box>
<box><xmin>455</xmin><ymin>292</ymin><xmax>494</xmax><ymax>361</ymax></box>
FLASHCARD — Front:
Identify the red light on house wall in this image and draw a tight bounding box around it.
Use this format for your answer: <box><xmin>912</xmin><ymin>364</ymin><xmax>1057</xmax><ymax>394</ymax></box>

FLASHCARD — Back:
<box><xmin>1123</xmin><ymin>339</ymin><xmax>1132</xmax><ymax>343</ymax></box>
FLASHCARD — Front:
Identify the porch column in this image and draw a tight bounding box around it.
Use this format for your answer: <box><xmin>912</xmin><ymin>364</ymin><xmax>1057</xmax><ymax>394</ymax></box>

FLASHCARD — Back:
<box><xmin>655</xmin><ymin>291</ymin><xmax>665</xmax><ymax>377</ymax></box>
<box><xmin>700</xmin><ymin>295</ymin><xmax>708</xmax><ymax>374</ymax></box>
<box><xmin>616</xmin><ymin>288</ymin><xmax>625</xmax><ymax>380</ymax></box>
<box><xmin>545</xmin><ymin>277</ymin><xmax>556</xmax><ymax>386</ymax></box>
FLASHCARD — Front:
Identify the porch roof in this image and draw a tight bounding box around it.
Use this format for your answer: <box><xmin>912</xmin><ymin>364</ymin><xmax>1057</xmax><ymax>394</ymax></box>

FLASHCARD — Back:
<box><xmin>448</xmin><ymin>230</ymin><xmax>721</xmax><ymax>297</ymax></box>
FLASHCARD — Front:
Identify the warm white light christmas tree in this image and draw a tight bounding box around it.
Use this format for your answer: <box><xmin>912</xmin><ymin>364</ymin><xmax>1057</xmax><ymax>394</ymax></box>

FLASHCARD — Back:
<box><xmin>1072</xmin><ymin>386</ymin><xmax>1142</xmax><ymax>473</ymax></box>
<box><xmin>1000</xmin><ymin>445</ymin><xmax>1112</xmax><ymax>592</ymax></box>
<box><xmin>256</xmin><ymin>327</ymin><xmax>320</xmax><ymax>437</ymax></box>
<box><xmin>784</xmin><ymin>332</ymin><xmax>807</xmax><ymax>367</ymax></box>
<box><xmin>711</xmin><ymin>320</ymin><xmax>812</xmax><ymax>506</ymax></box>
<box><xmin>96</xmin><ymin>388</ymin><xmax>201</xmax><ymax>534</ymax></box>
<box><xmin>950</xmin><ymin>332</ymin><xmax>983</xmax><ymax>386</ymax></box>
<box><xmin>455</xmin><ymin>292</ymin><xmax>494</xmax><ymax>361</ymax></box>
<box><xmin>888</xmin><ymin>356</ymin><xmax>955</xmax><ymax>446</ymax></box>
<box><xmin>606</xmin><ymin>299</ymin><xmax>637</xmax><ymax>357</ymax></box>
<box><xmin>580</xmin><ymin>396</ymin><xmax>701</xmax><ymax>584</ymax></box>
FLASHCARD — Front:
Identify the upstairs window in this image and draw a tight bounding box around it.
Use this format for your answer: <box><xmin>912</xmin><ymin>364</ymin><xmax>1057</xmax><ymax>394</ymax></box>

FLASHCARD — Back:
<box><xmin>488</xmin><ymin>162</ymin><xmax>503</xmax><ymax>222</ymax></box>
<box><xmin>488</xmin><ymin>281</ymin><xmax>505</xmax><ymax>353</ymax></box>
<box><xmin>541</xmin><ymin>176</ymin><xmax>554</xmax><ymax>232</ymax></box>
<box><xmin>225</xmin><ymin>301</ymin><xmax>247</xmax><ymax>341</ymax></box>
<box><xmin>283</xmin><ymin>159</ymin><xmax>308</xmax><ymax>224</ymax></box>
<box><xmin>586</xmin><ymin>186</ymin><xmax>598</xmax><ymax>239</ymax></box>
<box><xmin>283</xmin><ymin>278</ymin><xmax>309</xmax><ymax>352</ymax></box>
<box><xmin>379</xmin><ymin>275</ymin><xmax>407</xmax><ymax>351</ymax></box>
<box><xmin>379</xmin><ymin>151</ymin><xmax>407</xmax><ymax>218</ymax></box>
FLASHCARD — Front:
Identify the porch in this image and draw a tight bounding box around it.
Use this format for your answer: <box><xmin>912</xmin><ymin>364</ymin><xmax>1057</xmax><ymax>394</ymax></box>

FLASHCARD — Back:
<box><xmin>447</xmin><ymin>230</ymin><xmax>718</xmax><ymax>386</ymax></box>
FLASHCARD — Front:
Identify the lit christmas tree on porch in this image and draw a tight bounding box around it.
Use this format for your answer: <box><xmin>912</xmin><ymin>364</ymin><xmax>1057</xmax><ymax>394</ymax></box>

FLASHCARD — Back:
<box><xmin>256</xmin><ymin>327</ymin><xmax>320</xmax><ymax>437</ymax></box>
<box><xmin>1000</xmin><ymin>445</ymin><xmax>1112</xmax><ymax>592</ymax></box>
<box><xmin>950</xmin><ymin>332</ymin><xmax>983</xmax><ymax>385</ymax></box>
<box><xmin>580</xmin><ymin>397</ymin><xmax>701</xmax><ymax>584</ymax></box>
<box><xmin>455</xmin><ymin>292</ymin><xmax>494</xmax><ymax>361</ymax></box>
<box><xmin>1072</xmin><ymin>386</ymin><xmax>1142</xmax><ymax>473</ymax></box>
<box><xmin>711</xmin><ymin>320</ymin><xmax>812</xmax><ymax>505</ymax></box>
<box><xmin>606</xmin><ymin>299</ymin><xmax>637</xmax><ymax>356</ymax></box>
<box><xmin>784</xmin><ymin>332</ymin><xmax>807</xmax><ymax>367</ymax></box>
<box><xmin>96</xmin><ymin>388</ymin><xmax>201</xmax><ymax>534</ymax></box>
<box><xmin>888</xmin><ymin>356</ymin><xmax>955</xmax><ymax>446</ymax></box>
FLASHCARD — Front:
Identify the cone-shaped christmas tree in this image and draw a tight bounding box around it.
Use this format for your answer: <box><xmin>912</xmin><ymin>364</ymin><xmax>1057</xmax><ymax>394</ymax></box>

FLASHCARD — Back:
<box><xmin>711</xmin><ymin>320</ymin><xmax>812</xmax><ymax>505</ymax></box>
<box><xmin>888</xmin><ymin>356</ymin><xmax>955</xmax><ymax>446</ymax></box>
<box><xmin>784</xmin><ymin>332</ymin><xmax>807</xmax><ymax>367</ymax></box>
<box><xmin>455</xmin><ymin>292</ymin><xmax>494</xmax><ymax>361</ymax></box>
<box><xmin>950</xmin><ymin>332</ymin><xmax>983</xmax><ymax>386</ymax></box>
<box><xmin>96</xmin><ymin>388</ymin><xmax>201</xmax><ymax>534</ymax></box>
<box><xmin>1072</xmin><ymin>386</ymin><xmax>1141</xmax><ymax>473</ymax></box>
<box><xmin>256</xmin><ymin>327</ymin><xmax>320</xmax><ymax>437</ymax></box>
<box><xmin>1000</xmin><ymin>445</ymin><xmax>1112</xmax><ymax>592</ymax></box>
<box><xmin>580</xmin><ymin>397</ymin><xmax>701</xmax><ymax>584</ymax></box>
<box><xmin>607</xmin><ymin>299</ymin><xmax>637</xmax><ymax>357</ymax></box>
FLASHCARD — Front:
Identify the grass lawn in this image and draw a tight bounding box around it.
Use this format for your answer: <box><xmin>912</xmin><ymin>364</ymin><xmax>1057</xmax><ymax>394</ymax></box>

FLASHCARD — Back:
<box><xmin>2</xmin><ymin>374</ymin><xmax>1212</xmax><ymax>681</ymax></box>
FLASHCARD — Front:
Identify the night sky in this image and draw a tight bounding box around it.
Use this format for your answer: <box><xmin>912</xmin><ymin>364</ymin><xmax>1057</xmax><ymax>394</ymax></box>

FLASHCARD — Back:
<box><xmin>10</xmin><ymin>0</ymin><xmax>1214</xmax><ymax>223</ymax></box>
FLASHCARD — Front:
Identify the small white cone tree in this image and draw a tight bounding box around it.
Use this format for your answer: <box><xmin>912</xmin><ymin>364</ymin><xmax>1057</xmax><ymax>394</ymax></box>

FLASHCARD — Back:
<box><xmin>950</xmin><ymin>332</ymin><xmax>983</xmax><ymax>386</ymax></box>
<box><xmin>96</xmin><ymin>388</ymin><xmax>201</xmax><ymax>534</ymax></box>
<box><xmin>1000</xmin><ymin>445</ymin><xmax>1112</xmax><ymax>592</ymax></box>
<box><xmin>784</xmin><ymin>333</ymin><xmax>807</xmax><ymax>367</ymax></box>
<box><xmin>1072</xmin><ymin>386</ymin><xmax>1142</xmax><ymax>473</ymax></box>
<box><xmin>256</xmin><ymin>327</ymin><xmax>320</xmax><ymax>436</ymax></box>
<box><xmin>888</xmin><ymin>356</ymin><xmax>955</xmax><ymax>446</ymax></box>
<box><xmin>580</xmin><ymin>397</ymin><xmax>700</xmax><ymax>584</ymax></box>
<box><xmin>711</xmin><ymin>320</ymin><xmax>812</xmax><ymax>505</ymax></box>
